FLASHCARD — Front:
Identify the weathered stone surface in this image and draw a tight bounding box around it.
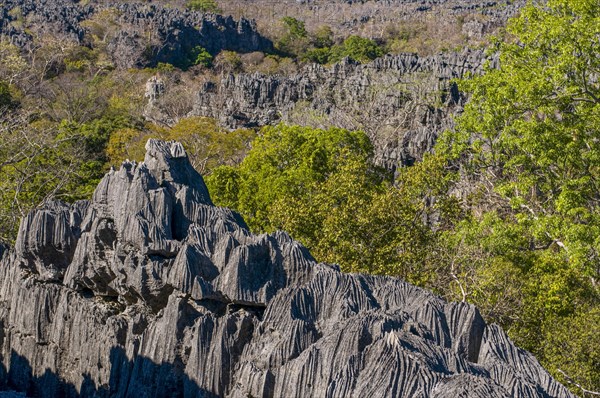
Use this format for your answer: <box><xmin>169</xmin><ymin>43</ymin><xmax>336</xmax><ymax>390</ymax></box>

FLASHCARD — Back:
<box><xmin>218</xmin><ymin>0</ymin><xmax>524</xmax><ymax>43</ymax></box>
<box><xmin>0</xmin><ymin>0</ymin><xmax>273</xmax><ymax>68</ymax></box>
<box><xmin>189</xmin><ymin>50</ymin><xmax>492</xmax><ymax>171</ymax></box>
<box><xmin>0</xmin><ymin>141</ymin><xmax>574</xmax><ymax>397</ymax></box>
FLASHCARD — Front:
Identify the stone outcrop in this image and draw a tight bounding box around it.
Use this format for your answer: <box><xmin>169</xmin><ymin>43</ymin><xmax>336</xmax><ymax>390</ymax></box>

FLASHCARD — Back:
<box><xmin>0</xmin><ymin>0</ymin><xmax>518</xmax><ymax>171</ymax></box>
<box><xmin>0</xmin><ymin>0</ymin><xmax>273</xmax><ymax>68</ymax></box>
<box><xmin>191</xmin><ymin>50</ymin><xmax>490</xmax><ymax>170</ymax></box>
<box><xmin>218</xmin><ymin>0</ymin><xmax>525</xmax><ymax>43</ymax></box>
<box><xmin>0</xmin><ymin>140</ymin><xmax>575</xmax><ymax>397</ymax></box>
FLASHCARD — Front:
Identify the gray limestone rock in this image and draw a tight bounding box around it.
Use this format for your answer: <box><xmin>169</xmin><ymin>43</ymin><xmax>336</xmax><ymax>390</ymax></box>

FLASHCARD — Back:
<box><xmin>0</xmin><ymin>140</ymin><xmax>574</xmax><ymax>397</ymax></box>
<box><xmin>0</xmin><ymin>0</ymin><xmax>273</xmax><ymax>68</ymax></box>
<box><xmin>189</xmin><ymin>50</ymin><xmax>492</xmax><ymax>171</ymax></box>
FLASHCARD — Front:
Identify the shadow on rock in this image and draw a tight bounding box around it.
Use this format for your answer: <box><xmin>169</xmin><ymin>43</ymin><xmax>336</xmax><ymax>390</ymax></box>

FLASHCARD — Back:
<box><xmin>0</xmin><ymin>347</ymin><xmax>216</xmax><ymax>398</ymax></box>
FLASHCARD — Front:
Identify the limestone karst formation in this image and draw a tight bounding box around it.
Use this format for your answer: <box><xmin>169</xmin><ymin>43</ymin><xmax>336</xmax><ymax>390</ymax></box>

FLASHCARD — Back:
<box><xmin>188</xmin><ymin>50</ymin><xmax>489</xmax><ymax>170</ymax></box>
<box><xmin>0</xmin><ymin>140</ymin><xmax>575</xmax><ymax>397</ymax></box>
<box><xmin>0</xmin><ymin>0</ymin><xmax>272</xmax><ymax>68</ymax></box>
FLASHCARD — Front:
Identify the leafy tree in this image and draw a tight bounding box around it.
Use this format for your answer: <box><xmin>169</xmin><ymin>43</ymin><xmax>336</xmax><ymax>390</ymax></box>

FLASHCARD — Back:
<box><xmin>214</xmin><ymin>50</ymin><xmax>243</xmax><ymax>73</ymax></box>
<box><xmin>168</xmin><ymin>117</ymin><xmax>255</xmax><ymax>173</ymax></box>
<box><xmin>80</xmin><ymin>8</ymin><xmax>122</xmax><ymax>44</ymax></box>
<box><xmin>276</xmin><ymin>17</ymin><xmax>310</xmax><ymax>57</ymax></box>
<box><xmin>543</xmin><ymin>306</ymin><xmax>600</xmax><ymax>393</ymax></box>
<box><xmin>0</xmin><ymin>80</ymin><xmax>13</xmax><ymax>108</ymax></box>
<box><xmin>341</xmin><ymin>36</ymin><xmax>384</xmax><ymax>63</ymax></box>
<box><xmin>206</xmin><ymin>166</ymin><xmax>240</xmax><ymax>209</ymax></box>
<box><xmin>206</xmin><ymin>125</ymin><xmax>454</xmax><ymax>276</ymax></box>
<box><xmin>437</xmin><ymin>0</ymin><xmax>600</xmax><ymax>391</ymax></box>
<box><xmin>206</xmin><ymin>124</ymin><xmax>376</xmax><ymax>230</ymax></box>
<box><xmin>301</xmin><ymin>25</ymin><xmax>335</xmax><ymax>64</ymax></box>
<box><xmin>186</xmin><ymin>0</ymin><xmax>220</xmax><ymax>13</ymax></box>
<box><xmin>300</xmin><ymin>34</ymin><xmax>386</xmax><ymax>65</ymax></box>
<box><xmin>0</xmin><ymin>117</ymin><xmax>112</xmax><ymax>243</ymax></box>
<box><xmin>169</xmin><ymin>46</ymin><xmax>214</xmax><ymax>70</ymax></box>
<box><xmin>272</xmin><ymin>151</ymin><xmax>456</xmax><ymax>277</ymax></box>
<box><xmin>106</xmin><ymin>127</ymin><xmax>146</xmax><ymax>165</ymax></box>
<box><xmin>281</xmin><ymin>17</ymin><xmax>308</xmax><ymax>39</ymax></box>
<box><xmin>0</xmin><ymin>42</ymin><xmax>28</xmax><ymax>85</ymax></box>
<box><xmin>302</xmin><ymin>48</ymin><xmax>332</xmax><ymax>64</ymax></box>
<box><xmin>106</xmin><ymin>117</ymin><xmax>256</xmax><ymax>175</ymax></box>
<box><xmin>189</xmin><ymin>46</ymin><xmax>213</xmax><ymax>68</ymax></box>
<box><xmin>312</xmin><ymin>25</ymin><xmax>334</xmax><ymax>48</ymax></box>
<box><xmin>0</xmin><ymin>62</ymin><xmax>145</xmax><ymax>244</ymax></box>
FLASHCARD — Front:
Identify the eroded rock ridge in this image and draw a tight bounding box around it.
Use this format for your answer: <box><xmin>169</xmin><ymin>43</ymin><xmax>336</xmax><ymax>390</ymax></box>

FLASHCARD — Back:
<box><xmin>190</xmin><ymin>50</ymin><xmax>490</xmax><ymax>170</ymax></box>
<box><xmin>0</xmin><ymin>141</ymin><xmax>574</xmax><ymax>397</ymax></box>
<box><xmin>0</xmin><ymin>0</ymin><xmax>273</xmax><ymax>68</ymax></box>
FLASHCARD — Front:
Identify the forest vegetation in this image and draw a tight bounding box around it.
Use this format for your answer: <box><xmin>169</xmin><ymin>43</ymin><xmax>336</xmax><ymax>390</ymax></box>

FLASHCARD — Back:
<box><xmin>0</xmin><ymin>0</ymin><xmax>598</xmax><ymax>395</ymax></box>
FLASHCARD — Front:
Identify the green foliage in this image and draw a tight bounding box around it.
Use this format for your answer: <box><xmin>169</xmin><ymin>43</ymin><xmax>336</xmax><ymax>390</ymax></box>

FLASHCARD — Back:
<box><xmin>156</xmin><ymin>62</ymin><xmax>176</xmax><ymax>73</ymax></box>
<box><xmin>0</xmin><ymin>118</ymin><xmax>114</xmax><ymax>242</ymax></box>
<box><xmin>274</xmin><ymin>21</ymin><xmax>384</xmax><ymax>65</ymax></box>
<box><xmin>281</xmin><ymin>17</ymin><xmax>308</xmax><ymax>39</ymax></box>
<box><xmin>268</xmin><ymin>152</ymin><xmax>392</xmax><ymax>273</ymax></box>
<box><xmin>0</xmin><ymin>63</ymin><xmax>144</xmax><ymax>243</ymax></box>
<box><xmin>206</xmin><ymin>166</ymin><xmax>240</xmax><ymax>209</ymax></box>
<box><xmin>0</xmin><ymin>42</ymin><xmax>28</xmax><ymax>84</ymax></box>
<box><xmin>0</xmin><ymin>80</ymin><xmax>13</xmax><ymax>108</ymax></box>
<box><xmin>302</xmin><ymin>47</ymin><xmax>332</xmax><ymax>64</ymax></box>
<box><xmin>169</xmin><ymin>117</ymin><xmax>255</xmax><ymax>173</ymax></box>
<box><xmin>335</xmin><ymin>35</ymin><xmax>384</xmax><ymax>63</ymax></box>
<box><xmin>206</xmin><ymin>125</ymin><xmax>453</xmax><ymax>275</ymax></box>
<box><xmin>437</xmin><ymin>0</ymin><xmax>600</xmax><ymax>391</ymax></box>
<box><xmin>449</xmin><ymin>0</ymin><xmax>600</xmax><ymax>278</ymax></box>
<box><xmin>206</xmin><ymin>124</ymin><xmax>375</xmax><ymax>230</ymax></box>
<box><xmin>186</xmin><ymin>46</ymin><xmax>213</xmax><ymax>69</ymax></box>
<box><xmin>301</xmin><ymin>26</ymin><xmax>335</xmax><ymax>64</ymax></box>
<box><xmin>214</xmin><ymin>50</ymin><xmax>242</xmax><ymax>73</ymax></box>
<box><xmin>64</xmin><ymin>46</ymin><xmax>97</xmax><ymax>73</ymax></box>
<box><xmin>192</xmin><ymin>46</ymin><xmax>213</xmax><ymax>68</ymax></box>
<box><xmin>80</xmin><ymin>8</ymin><xmax>121</xmax><ymax>44</ymax></box>
<box><xmin>312</xmin><ymin>25</ymin><xmax>334</xmax><ymax>48</ymax></box>
<box><xmin>302</xmin><ymin>34</ymin><xmax>385</xmax><ymax>65</ymax></box>
<box><xmin>186</xmin><ymin>0</ymin><xmax>220</xmax><ymax>13</ymax></box>
<box><xmin>543</xmin><ymin>306</ymin><xmax>600</xmax><ymax>391</ymax></box>
<box><xmin>106</xmin><ymin>117</ymin><xmax>256</xmax><ymax>175</ymax></box>
<box><xmin>106</xmin><ymin>127</ymin><xmax>146</xmax><ymax>164</ymax></box>
<box><xmin>170</xmin><ymin>45</ymin><xmax>214</xmax><ymax>70</ymax></box>
<box><xmin>276</xmin><ymin>17</ymin><xmax>310</xmax><ymax>57</ymax></box>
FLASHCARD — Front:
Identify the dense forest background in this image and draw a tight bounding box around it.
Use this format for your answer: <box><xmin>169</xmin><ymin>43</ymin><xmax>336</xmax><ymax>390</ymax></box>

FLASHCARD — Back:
<box><xmin>0</xmin><ymin>0</ymin><xmax>598</xmax><ymax>395</ymax></box>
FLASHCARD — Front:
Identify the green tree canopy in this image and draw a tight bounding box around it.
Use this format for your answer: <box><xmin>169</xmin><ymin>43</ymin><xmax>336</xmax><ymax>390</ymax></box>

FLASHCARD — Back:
<box><xmin>206</xmin><ymin>124</ymin><xmax>376</xmax><ymax>229</ymax></box>
<box><xmin>332</xmin><ymin>35</ymin><xmax>384</xmax><ymax>63</ymax></box>
<box><xmin>106</xmin><ymin>117</ymin><xmax>256</xmax><ymax>175</ymax></box>
<box><xmin>276</xmin><ymin>17</ymin><xmax>310</xmax><ymax>57</ymax></box>
<box><xmin>0</xmin><ymin>80</ymin><xmax>13</xmax><ymax>108</ymax></box>
<box><xmin>205</xmin><ymin>125</ymin><xmax>455</xmax><ymax>276</ymax></box>
<box><xmin>436</xmin><ymin>0</ymin><xmax>600</xmax><ymax>391</ymax></box>
<box><xmin>186</xmin><ymin>0</ymin><xmax>220</xmax><ymax>13</ymax></box>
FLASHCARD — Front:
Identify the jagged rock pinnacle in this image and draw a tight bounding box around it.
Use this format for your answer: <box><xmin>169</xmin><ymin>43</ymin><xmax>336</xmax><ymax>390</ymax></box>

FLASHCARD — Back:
<box><xmin>0</xmin><ymin>140</ymin><xmax>574</xmax><ymax>397</ymax></box>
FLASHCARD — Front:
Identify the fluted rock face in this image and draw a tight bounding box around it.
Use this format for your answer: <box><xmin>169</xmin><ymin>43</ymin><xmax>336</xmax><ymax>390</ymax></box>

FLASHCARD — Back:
<box><xmin>0</xmin><ymin>141</ymin><xmax>573</xmax><ymax>397</ymax></box>
<box><xmin>0</xmin><ymin>0</ymin><xmax>272</xmax><ymax>68</ymax></box>
<box><xmin>191</xmin><ymin>50</ymin><xmax>490</xmax><ymax>170</ymax></box>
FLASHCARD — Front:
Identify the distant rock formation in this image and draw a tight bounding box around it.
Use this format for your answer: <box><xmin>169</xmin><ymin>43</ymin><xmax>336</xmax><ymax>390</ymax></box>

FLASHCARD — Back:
<box><xmin>218</xmin><ymin>0</ymin><xmax>525</xmax><ymax>43</ymax></box>
<box><xmin>0</xmin><ymin>0</ymin><xmax>273</xmax><ymax>68</ymax></box>
<box><xmin>190</xmin><ymin>50</ymin><xmax>490</xmax><ymax>170</ymax></box>
<box><xmin>0</xmin><ymin>140</ymin><xmax>575</xmax><ymax>397</ymax></box>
